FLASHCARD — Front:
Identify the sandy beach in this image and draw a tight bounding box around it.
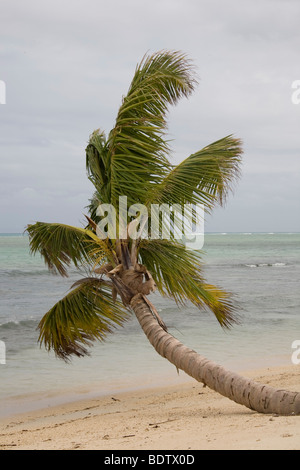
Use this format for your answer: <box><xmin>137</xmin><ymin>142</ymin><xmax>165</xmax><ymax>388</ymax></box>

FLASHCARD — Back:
<box><xmin>0</xmin><ymin>364</ymin><xmax>299</xmax><ymax>450</ymax></box>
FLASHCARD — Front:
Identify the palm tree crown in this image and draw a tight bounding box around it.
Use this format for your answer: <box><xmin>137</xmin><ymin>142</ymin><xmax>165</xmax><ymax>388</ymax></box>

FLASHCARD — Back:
<box><xmin>26</xmin><ymin>50</ymin><xmax>242</xmax><ymax>361</ymax></box>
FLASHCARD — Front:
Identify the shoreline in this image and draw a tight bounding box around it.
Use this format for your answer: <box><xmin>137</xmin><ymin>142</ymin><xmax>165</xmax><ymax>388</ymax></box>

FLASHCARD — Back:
<box><xmin>1</xmin><ymin>364</ymin><xmax>299</xmax><ymax>450</ymax></box>
<box><xmin>0</xmin><ymin>352</ymin><xmax>292</xmax><ymax>420</ymax></box>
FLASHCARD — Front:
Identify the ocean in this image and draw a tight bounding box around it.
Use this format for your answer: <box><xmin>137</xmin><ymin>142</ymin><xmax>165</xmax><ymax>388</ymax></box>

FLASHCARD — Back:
<box><xmin>0</xmin><ymin>232</ymin><xmax>299</xmax><ymax>417</ymax></box>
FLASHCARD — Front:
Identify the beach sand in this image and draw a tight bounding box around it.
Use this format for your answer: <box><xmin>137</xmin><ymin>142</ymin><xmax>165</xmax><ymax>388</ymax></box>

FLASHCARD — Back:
<box><xmin>0</xmin><ymin>364</ymin><xmax>299</xmax><ymax>450</ymax></box>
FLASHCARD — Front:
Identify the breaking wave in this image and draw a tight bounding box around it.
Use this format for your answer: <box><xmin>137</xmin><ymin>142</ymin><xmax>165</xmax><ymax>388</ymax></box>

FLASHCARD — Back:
<box><xmin>244</xmin><ymin>262</ymin><xmax>287</xmax><ymax>268</ymax></box>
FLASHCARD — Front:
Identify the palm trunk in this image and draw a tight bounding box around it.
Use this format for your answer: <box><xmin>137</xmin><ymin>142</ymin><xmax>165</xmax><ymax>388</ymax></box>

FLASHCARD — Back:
<box><xmin>130</xmin><ymin>294</ymin><xmax>300</xmax><ymax>415</ymax></box>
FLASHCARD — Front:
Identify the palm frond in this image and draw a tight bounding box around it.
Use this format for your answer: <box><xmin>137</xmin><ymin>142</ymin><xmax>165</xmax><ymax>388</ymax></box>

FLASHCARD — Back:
<box><xmin>138</xmin><ymin>238</ymin><xmax>237</xmax><ymax>327</ymax></box>
<box><xmin>106</xmin><ymin>50</ymin><xmax>197</xmax><ymax>206</ymax></box>
<box><xmin>138</xmin><ymin>238</ymin><xmax>207</xmax><ymax>304</ymax></box>
<box><xmin>26</xmin><ymin>222</ymin><xmax>115</xmax><ymax>277</ymax></box>
<box><xmin>147</xmin><ymin>135</ymin><xmax>242</xmax><ymax>211</ymax></box>
<box><xmin>194</xmin><ymin>283</ymin><xmax>239</xmax><ymax>328</ymax></box>
<box><xmin>86</xmin><ymin>190</ymin><xmax>103</xmax><ymax>226</ymax></box>
<box><xmin>86</xmin><ymin>129</ymin><xmax>111</xmax><ymax>203</ymax></box>
<box><xmin>38</xmin><ymin>277</ymin><xmax>129</xmax><ymax>360</ymax></box>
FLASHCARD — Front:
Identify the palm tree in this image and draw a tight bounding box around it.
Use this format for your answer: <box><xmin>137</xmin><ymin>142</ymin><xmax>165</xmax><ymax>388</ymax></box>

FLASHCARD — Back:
<box><xmin>26</xmin><ymin>51</ymin><xmax>299</xmax><ymax>415</ymax></box>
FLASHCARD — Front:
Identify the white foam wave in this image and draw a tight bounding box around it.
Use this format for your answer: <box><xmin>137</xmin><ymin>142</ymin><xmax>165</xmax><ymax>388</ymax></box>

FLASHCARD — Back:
<box><xmin>245</xmin><ymin>262</ymin><xmax>287</xmax><ymax>268</ymax></box>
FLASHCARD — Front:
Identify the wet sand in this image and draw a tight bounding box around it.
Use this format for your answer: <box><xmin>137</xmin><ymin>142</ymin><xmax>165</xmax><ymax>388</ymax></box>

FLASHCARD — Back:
<box><xmin>0</xmin><ymin>364</ymin><xmax>299</xmax><ymax>450</ymax></box>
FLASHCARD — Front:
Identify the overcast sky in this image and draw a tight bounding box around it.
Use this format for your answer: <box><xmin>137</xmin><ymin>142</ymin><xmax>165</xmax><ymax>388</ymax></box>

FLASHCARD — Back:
<box><xmin>0</xmin><ymin>0</ymin><xmax>299</xmax><ymax>234</ymax></box>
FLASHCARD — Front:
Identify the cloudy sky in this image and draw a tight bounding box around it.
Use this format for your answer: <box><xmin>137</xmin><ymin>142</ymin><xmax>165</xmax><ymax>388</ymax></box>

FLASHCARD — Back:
<box><xmin>1</xmin><ymin>0</ymin><xmax>299</xmax><ymax>234</ymax></box>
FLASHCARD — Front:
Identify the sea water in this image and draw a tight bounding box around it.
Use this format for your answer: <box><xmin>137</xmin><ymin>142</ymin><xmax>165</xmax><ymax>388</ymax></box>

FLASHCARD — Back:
<box><xmin>0</xmin><ymin>233</ymin><xmax>299</xmax><ymax>417</ymax></box>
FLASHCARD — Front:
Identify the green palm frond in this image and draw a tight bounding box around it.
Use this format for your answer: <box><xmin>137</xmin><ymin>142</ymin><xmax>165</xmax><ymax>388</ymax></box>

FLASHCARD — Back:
<box><xmin>26</xmin><ymin>222</ymin><xmax>115</xmax><ymax>277</ymax></box>
<box><xmin>86</xmin><ymin>129</ymin><xmax>111</xmax><ymax>203</ymax></box>
<box><xmin>38</xmin><ymin>277</ymin><xmax>129</xmax><ymax>360</ymax></box>
<box><xmin>147</xmin><ymin>135</ymin><xmax>242</xmax><ymax>211</ymax></box>
<box><xmin>106</xmin><ymin>50</ymin><xmax>197</xmax><ymax>206</ymax></box>
<box><xmin>138</xmin><ymin>238</ymin><xmax>237</xmax><ymax>327</ymax></box>
<box><xmin>86</xmin><ymin>190</ymin><xmax>103</xmax><ymax>225</ymax></box>
<box><xmin>194</xmin><ymin>283</ymin><xmax>239</xmax><ymax>328</ymax></box>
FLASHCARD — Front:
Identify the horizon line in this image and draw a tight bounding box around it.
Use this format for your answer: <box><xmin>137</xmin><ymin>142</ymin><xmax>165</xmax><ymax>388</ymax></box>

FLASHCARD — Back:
<box><xmin>0</xmin><ymin>231</ymin><xmax>299</xmax><ymax>236</ymax></box>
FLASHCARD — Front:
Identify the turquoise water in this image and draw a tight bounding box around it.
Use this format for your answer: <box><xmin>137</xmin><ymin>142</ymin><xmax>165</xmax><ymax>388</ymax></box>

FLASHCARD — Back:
<box><xmin>0</xmin><ymin>233</ymin><xmax>299</xmax><ymax>416</ymax></box>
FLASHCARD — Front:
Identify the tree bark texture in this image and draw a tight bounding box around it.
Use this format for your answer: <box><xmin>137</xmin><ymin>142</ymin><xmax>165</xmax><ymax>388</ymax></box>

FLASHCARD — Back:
<box><xmin>130</xmin><ymin>294</ymin><xmax>300</xmax><ymax>415</ymax></box>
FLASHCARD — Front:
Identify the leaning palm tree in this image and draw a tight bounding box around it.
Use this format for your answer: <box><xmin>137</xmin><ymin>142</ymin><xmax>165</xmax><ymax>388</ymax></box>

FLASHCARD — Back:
<box><xmin>26</xmin><ymin>51</ymin><xmax>299</xmax><ymax>415</ymax></box>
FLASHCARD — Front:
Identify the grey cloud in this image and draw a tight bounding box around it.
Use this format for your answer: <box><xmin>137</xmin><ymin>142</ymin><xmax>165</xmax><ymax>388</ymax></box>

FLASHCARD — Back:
<box><xmin>0</xmin><ymin>0</ymin><xmax>299</xmax><ymax>233</ymax></box>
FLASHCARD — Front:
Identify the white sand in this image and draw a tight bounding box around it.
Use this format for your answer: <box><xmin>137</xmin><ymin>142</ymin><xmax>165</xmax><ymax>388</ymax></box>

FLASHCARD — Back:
<box><xmin>0</xmin><ymin>364</ymin><xmax>299</xmax><ymax>450</ymax></box>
